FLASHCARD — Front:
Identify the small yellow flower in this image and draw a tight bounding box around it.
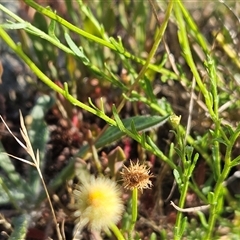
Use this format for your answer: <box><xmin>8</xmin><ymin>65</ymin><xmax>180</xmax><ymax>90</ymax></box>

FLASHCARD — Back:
<box><xmin>169</xmin><ymin>113</ymin><xmax>181</xmax><ymax>127</ymax></box>
<box><xmin>121</xmin><ymin>160</ymin><xmax>153</xmax><ymax>191</ymax></box>
<box><xmin>72</xmin><ymin>176</ymin><xmax>124</xmax><ymax>232</ymax></box>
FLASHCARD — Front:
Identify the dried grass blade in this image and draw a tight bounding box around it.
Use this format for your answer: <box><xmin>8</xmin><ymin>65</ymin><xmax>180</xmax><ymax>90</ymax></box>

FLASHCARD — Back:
<box><xmin>0</xmin><ymin>115</ymin><xmax>27</xmax><ymax>150</ymax></box>
<box><xmin>19</xmin><ymin>112</ymin><xmax>36</xmax><ymax>162</ymax></box>
<box><xmin>5</xmin><ymin>153</ymin><xmax>36</xmax><ymax>167</ymax></box>
<box><xmin>170</xmin><ymin>201</ymin><xmax>210</xmax><ymax>213</ymax></box>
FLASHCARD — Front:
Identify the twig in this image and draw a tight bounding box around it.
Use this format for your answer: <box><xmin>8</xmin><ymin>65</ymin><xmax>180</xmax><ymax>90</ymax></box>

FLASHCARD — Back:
<box><xmin>170</xmin><ymin>201</ymin><xmax>210</xmax><ymax>213</ymax></box>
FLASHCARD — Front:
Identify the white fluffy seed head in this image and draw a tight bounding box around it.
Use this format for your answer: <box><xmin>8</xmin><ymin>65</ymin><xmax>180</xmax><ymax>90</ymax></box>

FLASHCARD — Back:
<box><xmin>72</xmin><ymin>176</ymin><xmax>124</xmax><ymax>232</ymax></box>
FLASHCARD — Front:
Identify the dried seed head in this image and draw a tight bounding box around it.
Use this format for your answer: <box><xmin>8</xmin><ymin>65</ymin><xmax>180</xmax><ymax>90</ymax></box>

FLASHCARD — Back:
<box><xmin>121</xmin><ymin>160</ymin><xmax>153</xmax><ymax>191</ymax></box>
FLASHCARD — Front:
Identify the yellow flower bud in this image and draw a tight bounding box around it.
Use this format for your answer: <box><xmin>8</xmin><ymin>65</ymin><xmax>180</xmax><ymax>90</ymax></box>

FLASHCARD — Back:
<box><xmin>169</xmin><ymin>113</ymin><xmax>181</xmax><ymax>127</ymax></box>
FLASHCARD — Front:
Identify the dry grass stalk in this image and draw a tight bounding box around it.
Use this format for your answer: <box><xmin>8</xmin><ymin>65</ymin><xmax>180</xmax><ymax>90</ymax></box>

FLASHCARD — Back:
<box><xmin>0</xmin><ymin>112</ymin><xmax>63</xmax><ymax>240</ymax></box>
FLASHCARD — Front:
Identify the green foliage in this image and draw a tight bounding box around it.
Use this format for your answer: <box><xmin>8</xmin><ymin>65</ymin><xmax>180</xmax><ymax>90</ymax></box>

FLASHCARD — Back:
<box><xmin>9</xmin><ymin>214</ymin><xmax>28</xmax><ymax>240</ymax></box>
<box><xmin>0</xmin><ymin>96</ymin><xmax>52</xmax><ymax>238</ymax></box>
<box><xmin>0</xmin><ymin>0</ymin><xmax>240</xmax><ymax>239</ymax></box>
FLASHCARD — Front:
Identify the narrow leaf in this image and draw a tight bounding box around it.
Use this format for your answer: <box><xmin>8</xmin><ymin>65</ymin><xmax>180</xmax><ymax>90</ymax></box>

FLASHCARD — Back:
<box><xmin>173</xmin><ymin>169</ymin><xmax>182</xmax><ymax>186</ymax></box>
<box><xmin>1</xmin><ymin>22</ymin><xmax>28</xmax><ymax>29</ymax></box>
<box><xmin>48</xmin><ymin>18</ymin><xmax>60</xmax><ymax>42</ymax></box>
<box><xmin>9</xmin><ymin>214</ymin><xmax>28</xmax><ymax>240</ymax></box>
<box><xmin>112</xmin><ymin>105</ymin><xmax>125</xmax><ymax>132</ymax></box>
<box><xmin>0</xmin><ymin>142</ymin><xmax>25</xmax><ymax>185</ymax></box>
<box><xmin>64</xmin><ymin>32</ymin><xmax>89</xmax><ymax>64</ymax></box>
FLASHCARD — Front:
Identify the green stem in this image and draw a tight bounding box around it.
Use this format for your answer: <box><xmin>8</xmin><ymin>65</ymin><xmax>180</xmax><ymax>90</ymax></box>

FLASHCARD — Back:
<box><xmin>174</xmin><ymin>130</ymin><xmax>198</xmax><ymax>239</ymax></box>
<box><xmin>0</xmin><ymin>27</ymin><xmax>116</xmax><ymax>127</ymax></box>
<box><xmin>109</xmin><ymin>223</ymin><xmax>125</xmax><ymax>240</ymax></box>
<box><xmin>21</xmin><ymin>0</ymin><xmax>179</xmax><ymax>80</ymax></box>
<box><xmin>207</xmin><ymin>56</ymin><xmax>221</xmax><ymax>178</ymax></box>
<box><xmin>109</xmin><ymin>0</ymin><xmax>174</xmax><ymax>140</ymax></box>
<box><xmin>174</xmin><ymin>172</ymin><xmax>189</xmax><ymax>239</ymax></box>
<box><xmin>76</xmin><ymin>0</ymin><xmax>109</xmax><ymax>41</ymax></box>
<box><xmin>130</xmin><ymin>188</ymin><xmax>138</xmax><ymax>237</ymax></box>
<box><xmin>174</xmin><ymin>0</ymin><xmax>216</xmax><ymax>120</ymax></box>
<box><xmin>205</xmin><ymin>165</ymin><xmax>230</xmax><ymax>239</ymax></box>
<box><xmin>0</xmin><ymin>4</ymin><xmax>128</xmax><ymax>91</ymax></box>
<box><xmin>130</xmin><ymin>91</ymin><xmax>211</xmax><ymax>164</ymax></box>
<box><xmin>177</xmin><ymin>0</ymin><xmax>209</xmax><ymax>54</ymax></box>
<box><xmin>206</xmin><ymin>128</ymin><xmax>240</xmax><ymax>238</ymax></box>
<box><xmin>23</xmin><ymin>0</ymin><xmax>114</xmax><ymax>49</ymax></box>
<box><xmin>210</xmin><ymin>57</ymin><xmax>221</xmax><ymax>177</ymax></box>
<box><xmin>137</xmin><ymin>0</ymin><xmax>173</xmax><ymax>82</ymax></box>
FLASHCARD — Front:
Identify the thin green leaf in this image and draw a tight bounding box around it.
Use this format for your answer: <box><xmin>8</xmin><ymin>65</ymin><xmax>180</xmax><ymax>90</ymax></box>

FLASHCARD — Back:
<box><xmin>185</xmin><ymin>145</ymin><xmax>194</xmax><ymax>161</ymax></box>
<box><xmin>173</xmin><ymin>169</ymin><xmax>182</xmax><ymax>186</ymax></box>
<box><xmin>189</xmin><ymin>153</ymin><xmax>199</xmax><ymax>174</ymax></box>
<box><xmin>9</xmin><ymin>214</ymin><xmax>28</xmax><ymax>240</ymax></box>
<box><xmin>197</xmin><ymin>211</ymin><xmax>209</xmax><ymax>229</ymax></box>
<box><xmin>141</xmin><ymin>132</ymin><xmax>147</xmax><ymax>147</ymax></box>
<box><xmin>1</xmin><ymin>22</ymin><xmax>28</xmax><ymax>29</ymax></box>
<box><xmin>0</xmin><ymin>176</ymin><xmax>23</xmax><ymax>209</ymax></box>
<box><xmin>174</xmin><ymin>147</ymin><xmax>183</xmax><ymax>160</ymax></box>
<box><xmin>178</xmin><ymin>216</ymin><xmax>188</xmax><ymax>237</ymax></box>
<box><xmin>109</xmin><ymin>37</ymin><xmax>125</xmax><ymax>53</ymax></box>
<box><xmin>98</xmin><ymin>114</ymin><xmax>169</xmax><ymax>150</ymax></box>
<box><xmin>112</xmin><ymin>105</ymin><xmax>125</xmax><ymax>132</ymax></box>
<box><xmin>64</xmin><ymin>32</ymin><xmax>90</xmax><ymax>64</ymax></box>
<box><xmin>88</xmin><ymin>97</ymin><xmax>99</xmax><ymax>110</ymax></box>
<box><xmin>207</xmin><ymin>192</ymin><xmax>215</xmax><ymax>205</ymax></box>
<box><xmin>48</xmin><ymin>18</ymin><xmax>60</xmax><ymax>42</ymax></box>
<box><xmin>143</xmin><ymin>77</ymin><xmax>157</xmax><ymax>103</ymax></box>
<box><xmin>0</xmin><ymin>142</ymin><xmax>26</xmax><ymax>186</ymax></box>
<box><xmin>130</xmin><ymin>120</ymin><xmax>138</xmax><ymax>135</ymax></box>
